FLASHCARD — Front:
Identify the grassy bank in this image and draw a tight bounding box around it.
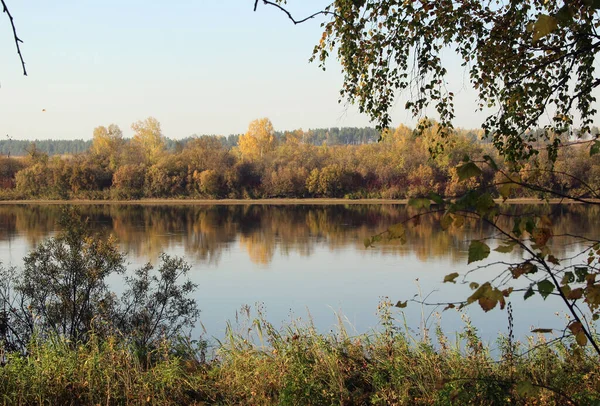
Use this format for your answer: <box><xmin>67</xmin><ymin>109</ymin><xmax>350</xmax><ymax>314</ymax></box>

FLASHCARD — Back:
<box><xmin>0</xmin><ymin>303</ymin><xmax>598</xmax><ymax>405</ymax></box>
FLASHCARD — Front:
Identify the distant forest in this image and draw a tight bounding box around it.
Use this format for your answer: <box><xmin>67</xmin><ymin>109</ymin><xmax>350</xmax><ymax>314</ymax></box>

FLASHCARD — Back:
<box><xmin>0</xmin><ymin>116</ymin><xmax>594</xmax><ymax>201</ymax></box>
<box><xmin>0</xmin><ymin>127</ymin><xmax>384</xmax><ymax>157</ymax></box>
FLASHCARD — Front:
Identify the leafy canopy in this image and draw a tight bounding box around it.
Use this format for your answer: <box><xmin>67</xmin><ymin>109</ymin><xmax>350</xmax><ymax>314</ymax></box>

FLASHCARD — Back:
<box><xmin>267</xmin><ymin>0</ymin><xmax>600</xmax><ymax>161</ymax></box>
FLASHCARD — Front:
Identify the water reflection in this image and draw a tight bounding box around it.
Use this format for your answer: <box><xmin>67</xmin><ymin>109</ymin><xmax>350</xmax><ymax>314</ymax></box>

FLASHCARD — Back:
<box><xmin>0</xmin><ymin>203</ymin><xmax>596</xmax><ymax>266</ymax></box>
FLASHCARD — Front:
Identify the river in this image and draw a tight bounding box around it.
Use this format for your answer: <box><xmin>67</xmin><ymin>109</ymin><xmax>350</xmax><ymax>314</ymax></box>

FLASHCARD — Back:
<box><xmin>0</xmin><ymin>203</ymin><xmax>596</xmax><ymax>344</ymax></box>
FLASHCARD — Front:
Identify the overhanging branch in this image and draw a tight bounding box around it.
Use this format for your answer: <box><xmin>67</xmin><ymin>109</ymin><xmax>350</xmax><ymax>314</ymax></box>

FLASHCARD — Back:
<box><xmin>253</xmin><ymin>0</ymin><xmax>337</xmax><ymax>25</ymax></box>
<box><xmin>1</xmin><ymin>0</ymin><xmax>26</xmax><ymax>76</ymax></box>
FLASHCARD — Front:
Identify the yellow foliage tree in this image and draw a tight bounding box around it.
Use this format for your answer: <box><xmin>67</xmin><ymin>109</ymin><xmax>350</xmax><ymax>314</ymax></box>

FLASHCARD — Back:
<box><xmin>91</xmin><ymin>124</ymin><xmax>123</xmax><ymax>169</ymax></box>
<box><xmin>130</xmin><ymin>117</ymin><xmax>166</xmax><ymax>165</ymax></box>
<box><xmin>238</xmin><ymin>118</ymin><xmax>277</xmax><ymax>160</ymax></box>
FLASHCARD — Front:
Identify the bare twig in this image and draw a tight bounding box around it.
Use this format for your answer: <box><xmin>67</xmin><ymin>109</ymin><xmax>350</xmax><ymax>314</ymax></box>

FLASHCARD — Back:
<box><xmin>0</xmin><ymin>0</ymin><xmax>26</xmax><ymax>75</ymax></box>
<box><xmin>254</xmin><ymin>0</ymin><xmax>338</xmax><ymax>25</ymax></box>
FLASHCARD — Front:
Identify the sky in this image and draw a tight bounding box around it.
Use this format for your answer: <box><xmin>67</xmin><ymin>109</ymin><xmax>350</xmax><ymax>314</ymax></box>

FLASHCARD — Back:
<box><xmin>0</xmin><ymin>1</ymin><xmax>487</xmax><ymax>141</ymax></box>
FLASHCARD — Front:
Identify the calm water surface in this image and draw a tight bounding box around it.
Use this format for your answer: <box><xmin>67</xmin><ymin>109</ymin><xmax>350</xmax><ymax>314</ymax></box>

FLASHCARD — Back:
<box><xmin>0</xmin><ymin>203</ymin><xmax>596</xmax><ymax>343</ymax></box>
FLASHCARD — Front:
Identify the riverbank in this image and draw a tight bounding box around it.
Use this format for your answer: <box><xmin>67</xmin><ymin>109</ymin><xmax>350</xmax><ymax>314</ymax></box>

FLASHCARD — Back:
<box><xmin>1</xmin><ymin>310</ymin><xmax>597</xmax><ymax>405</ymax></box>
<box><xmin>0</xmin><ymin>197</ymin><xmax>593</xmax><ymax>205</ymax></box>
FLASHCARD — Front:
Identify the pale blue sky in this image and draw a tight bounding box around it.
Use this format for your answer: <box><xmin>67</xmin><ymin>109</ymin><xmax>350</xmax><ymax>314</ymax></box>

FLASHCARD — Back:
<box><xmin>0</xmin><ymin>1</ymin><xmax>487</xmax><ymax>140</ymax></box>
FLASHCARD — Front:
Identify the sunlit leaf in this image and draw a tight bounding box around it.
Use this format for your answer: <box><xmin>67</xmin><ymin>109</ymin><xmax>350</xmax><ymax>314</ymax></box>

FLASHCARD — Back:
<box><xmin>457</xmin><ymin>161</ymin><xmax>482</xmax><ymax>181</ymax></box>
<box><xmin>498</xmin><ymin>182</ymin><xmax>517</xmax><ymax>200</ymax></box>
<box><xmin>468</xmin><ymin>240</ymin><xmax>490</xmax><ymax>264</ymax></box>
<box><xmin>568</xmin><ymin>321</ymin><xmax>583</xmax><ymax>334</ymax></box>
<box><xmin>532</xmin><ymin>14</ymin><xmax>558</xmax><ymax>43</ymax></box>
<box><xmin>587</xmin><ymin>284</ymin><xmax>600</xmax><ymax>307</ymax></box>
<box><xmin>515</xmin><ymin>381</ymin><xmax>539</xmax><ymax>397</ymax></box>
<box><xmin>576</xmin><ymin>331</ymin><xmax>588</xmax><ymax>346</ymax></box>
<box><xmin>495</xmin><ymin>242</ymin><xmax>516</xmax><ymax>253</ymax></box>
<box><xmin>467</xmin><ymin>282</ymin><xmax>504</xmax><ymax>312</ymax></box>
<box><xmin>408</xmin><ymin>197</ymin><xmax>431</xmax><ymax>210</ymax></box>
<box><xmin>387</xmin><ymin>223</ymin><xmax>405</xmax><ymax>239</ymax></box>
<box><xmin>440</xmin><ymin>213</ymin><xmax>454</xmax><ymax>230</ymax></box>
<box><xmin>444</xmin><ymin>272</ymin><xmax>459</xmax><ymax>283</ymax></box>
<box><xmin>453</xmin><ymin>214</ymin><xmax>465</xmax><ymax>228</ymax></box>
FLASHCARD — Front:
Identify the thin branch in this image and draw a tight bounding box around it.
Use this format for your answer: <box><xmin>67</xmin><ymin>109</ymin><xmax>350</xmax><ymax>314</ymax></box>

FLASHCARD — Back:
<box><xmin>254</xmin><ymin>0</ymin><xmax>338</xmax><ymax>25</ymax></box>
<box><xmin>1</xmin><ymin>0</ymin><xmax>26</xmax><ymax>76</ymax></box>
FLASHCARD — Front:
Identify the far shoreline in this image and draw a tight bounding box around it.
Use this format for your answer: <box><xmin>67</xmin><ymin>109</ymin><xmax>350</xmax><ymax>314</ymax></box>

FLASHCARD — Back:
<box><xmin>0</xmin><ymin>197</ymin><xmax>593</xmax><ymax>205</ymax></box>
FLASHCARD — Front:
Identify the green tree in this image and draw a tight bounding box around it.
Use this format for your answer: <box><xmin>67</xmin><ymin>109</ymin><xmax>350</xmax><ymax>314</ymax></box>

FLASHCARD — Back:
<box><xmin>0</xmin><ymin>208</ymin><xmax>198</xmax><ymax>352</ymax></box>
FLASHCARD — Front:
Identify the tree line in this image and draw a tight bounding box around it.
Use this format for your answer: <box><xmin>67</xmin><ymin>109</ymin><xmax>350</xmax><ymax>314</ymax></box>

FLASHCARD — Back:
<box><xmin>0</xmin><ymin>116</ymin><xmax>595</xmax><ymax>200</ymax></box>
<box><xmin>0</xmin><ymin>126</ymin><xmax>382</xmax><ymax>158</ymax></box>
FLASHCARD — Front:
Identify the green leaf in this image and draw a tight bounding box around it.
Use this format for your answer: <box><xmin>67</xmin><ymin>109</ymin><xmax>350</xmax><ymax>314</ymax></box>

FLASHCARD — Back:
<box><xmin>590</xmin><ymin>140</ymin><xmax>600</xmax><ymax>156</ymax></box>
<box><xmin>475</xmin><ymin>193</ymin><xmax>496</xmax><ymax>216</ymax></box>
<box><xmin>483</xmin><ymin>155</ymin><xmax>498</xmax><ymax>170</ymax></box>
<box><xmin>444</xmin><ymin>272</ymin><xmax>459</xmax><ymax>284</ymax></box>
<box><xmin>469</xmin><ymin>282</ymin><xmax>479</xmax><ymax>290</ymax></box>
<box><xmin>515</xmin><ymin>381</ymin><xmax>540</xmax><ymax>398</ymax></box>
<box><xmin>555</xmin><ymin>5</ymin><xmax>574</xmax><ymax>25</ymax></box>
<box><xmin>524</xmin><ymin>287</ymin><xmax>535</xmax><ymax>300</ymax></box>
<box><xmin>575</xmin><ymin>266</ymin><xmax>589</xmax><ymax>282</ymax></box>
<box><xmin>512</xmin><ymin>218</ymin><xmax>522</xmax><ymax>237</ymax></box>
<box><xmin>387</xmin><ymin>223</ymin><xmax>405</xmax><ymax>239</ymax></box>
<box><xmin>532</xmin><ymin>14</ymin><xmax>558</xmax><ymax>43</ymax></box>
<box><xmin>537</xmin><ymin>279</ymin><xmax>555</xmax><ymax>300</ymax></box>
<box><xmin>408</xmin><ymin>197</ymin><xmax>431</xmax><ymax>210</ymax></box>
<box><xmin>428</xmin><ymin>192</ymin><xmax>444</xmax><ymax>205</ymax></box>
<box><xmin>494</xmin><ymin>242</ymin><xmax>516</xmax><ymax>253</ymax></box>
<box><xmin>440</xmin><ymin>213</ymin><xmax>454</xmax><ymax>230</ymax></box>
<box><xmin>363</xmin><ymin>237</ymin><xmax>372</xmax><ymax>248</ymax></box>
<box><xmin>457</xmin><ymin>162</ymin><xmax>482</xmax><ymax>181</ymax></box>
<box><xmin>524</xmin><ymin>217</ymin><xmax>535</xmax><ymax>234</ymax></box>
<box><xmin>561</xmin><ymin>271</ymin><xmax>575</xmax><ymax>285</ymax></box>
<box><xmin>498</xmin><ymin>182</ymin><xmax>517</xmax><ymax>200</ymax></box>
<box><xmin>468</xmin><ymin>240</ymin><xmax>490</xmax><ymax>264</ymax></box>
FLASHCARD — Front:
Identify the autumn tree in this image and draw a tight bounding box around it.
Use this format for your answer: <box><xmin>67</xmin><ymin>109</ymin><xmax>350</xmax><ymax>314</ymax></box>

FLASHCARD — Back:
<box><xmin>91</xmin><ymin>124</ymin><xmax>124</xmax><ymax>169</ymax></box>
<box><xmin>238</xmin><ymin>118</ymin><xmax>277</xmax><ymax>160</ymax></box>
<box><xmin>130</xmin><ymin>117</ymin><xmax>166</xmax><ymax>165</ymax></box>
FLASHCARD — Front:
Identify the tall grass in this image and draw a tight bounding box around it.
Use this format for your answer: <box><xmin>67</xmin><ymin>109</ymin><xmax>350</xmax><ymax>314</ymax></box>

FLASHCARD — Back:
<box><xmin>0</xmin><ymin>301</ymin><xmax>598</xmax><ymax>405</ymax></box>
